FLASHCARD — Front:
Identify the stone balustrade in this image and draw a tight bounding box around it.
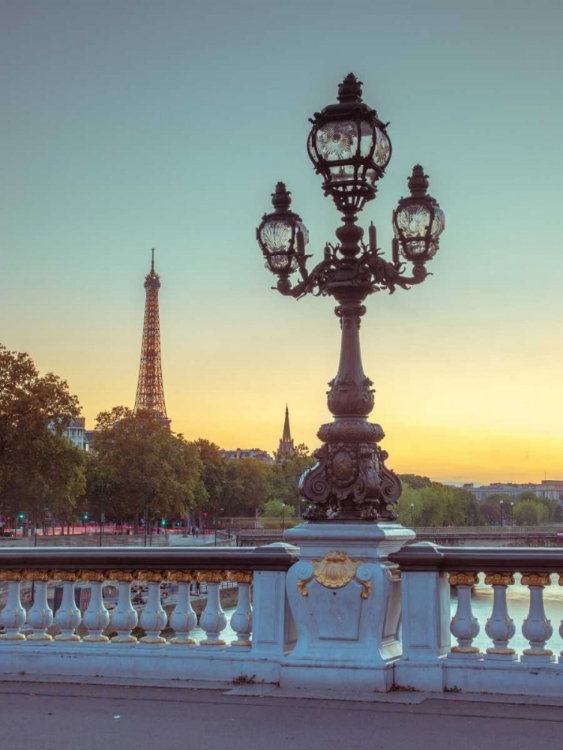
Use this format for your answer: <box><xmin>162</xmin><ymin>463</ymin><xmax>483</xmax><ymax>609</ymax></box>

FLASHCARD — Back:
<box><xmin>2</xmin><ymin>538</ymin><xmax>563</xmax><ymax>696</ymax></box>
<box><xmin>389</xmin><ymin>543</ymin><xmax>563</xmax><ymax>695</ymax></box>
<box><xmin>0</xmin><ymin>545</ymin><xmax>297</xmax><ymax>685</ymax></box>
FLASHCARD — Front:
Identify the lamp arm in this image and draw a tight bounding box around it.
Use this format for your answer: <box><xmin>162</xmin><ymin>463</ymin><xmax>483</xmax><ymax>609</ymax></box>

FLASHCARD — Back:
<box><xmin>365</xmin><ymin>249</ymin><xmax>428</xmax><ymax>293</ymax></box>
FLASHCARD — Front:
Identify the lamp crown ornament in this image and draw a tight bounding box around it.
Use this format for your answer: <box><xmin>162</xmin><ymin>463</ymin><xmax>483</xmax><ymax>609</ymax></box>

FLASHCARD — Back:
<box><xmin>271</xmin><ymin>181</ymin><xmax>292</xmax><ymax>212</ymax></box>
<box><xmin>256</xmin><ymin>74</ymin><xmax>445</xmax><ymax>522</ymax></box>
<box><xmin>337</xmin><ymin>73</ymin><xmax>363</xmax><ymax>103</ymax></box>
<box><xmin>408</xmin><ymin>164</ymin><xmax>429</xmax><ymax>196</ymax></box>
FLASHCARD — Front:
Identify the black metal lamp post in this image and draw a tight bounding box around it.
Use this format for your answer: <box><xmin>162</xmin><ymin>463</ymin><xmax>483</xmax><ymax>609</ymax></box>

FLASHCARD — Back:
<box><xmin>257</xmin><ymin>74</ymin><xmax>445</xmax><ymax>523</ymax></box>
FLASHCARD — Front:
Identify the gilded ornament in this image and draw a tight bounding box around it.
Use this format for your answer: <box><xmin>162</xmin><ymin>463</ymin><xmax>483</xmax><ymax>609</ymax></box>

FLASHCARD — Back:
<box><xmin>228</xmin><ymin>571</ymin><xmax>253</xmax><ymax>585</ymax></box>
<box><xmin>523</xmin><ymin>647</ymin><xmax>553</xmax><ymax>657</ymax></box>
<box><xmin>486</xmin><ymin>647</ymin><xmax>515</xmax><ymax>655</ymax></box>
<box><xmin>22</xmin><ymin>570</ymin><xmax>49</xmax><ymax>582</ymax></box>
<box><xmin>297</xmin><ymin>573</ymin><xmax>314</xmax><ymax>597</ymax></box>
<box><xmin>484</xmin><ymin>573</ymin><xmax>515</xmax><ymax>587</ymax></box>
<box><xmin>521</xmin><ymin>573</ymin><xmax>551</xmax><ymax>587</ymax></box>
<box><xmin>0</xmin><ymin>571</ymin><xmax>23</xmax><ymax>582</ymax></box>
<box><xmin>134</xmin><ymin>571</ymin><xmax>164</xmax><ymax>583</ymax></box>
<box><xmin>105</xmin><ymin>570</ymin><xmax>135</xmax><ymax>583</ymax></box>
<box><xmin>197</xmin><ymin>571</ymin><xmax>227</xmax><ymax>584</ymax></box>
<box><xmin>451</xmin><ymin>646</ymin><xmax>480</xmax><ymax>654</ymax></box>
<box><xmin>50</xmin><ymin>570</ymin><xmax>78</xmax><ymax>582</ymax></box>
<box><xmin>559</xmin><ymin>574</ymin><xmax>563</xmax><ymax>587</ymax></box>
<box><xmin>359</xmin><ymin>580</ymin><xmax>372</xmax><ymax>600</ymax></box>
<box><xmin>449</xmin><ymin>572</ymin><xmax>479</xmax><ymax>587</ymax></box>
<box><xmin>298</xmin><ymin>551</ymin><xmax>371</xmax><ymax>599</ymax></box>
<box><xmin>167</xmin><ymin>570</ymin><xmax>194</xmax><ymax>583</ymax></box>
<box><xmin>313</xmin><ymin>551</ymin><xmax>362</xmax><ymax>588</ymax></box>
<box><xmin>78</xmin><ymin>571</ymin><xmax>105</xmax><ymax>583</ymax></box>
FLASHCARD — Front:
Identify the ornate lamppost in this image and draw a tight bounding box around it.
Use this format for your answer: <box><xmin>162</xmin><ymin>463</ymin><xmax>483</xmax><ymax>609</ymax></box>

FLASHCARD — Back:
<box><xmin>257</xmin><ymin>74</ymin><xmax>445</xmax><ymax>524</ymax></box>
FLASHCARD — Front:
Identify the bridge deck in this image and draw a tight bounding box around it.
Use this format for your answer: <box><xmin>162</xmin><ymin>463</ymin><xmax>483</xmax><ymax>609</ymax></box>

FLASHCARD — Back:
<box><xmin>3</xmin><ymin>677</ymin><xmax>561</xmax><ymax>750</ymax></box>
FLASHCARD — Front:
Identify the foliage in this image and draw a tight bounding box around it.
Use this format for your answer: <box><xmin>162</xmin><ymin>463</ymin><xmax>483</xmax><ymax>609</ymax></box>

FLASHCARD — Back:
<box><xmin>223</xmin><ymin>459</ymin><xmax>273</xmax><ymax>517</ymax></box>
<box><xmin>0</xmin><ymin>343</ymin><xmax>84</xmax><ymax>523</ymax></box>
<box><xmin>399</xmin><ymin>474</ymin><xmax>432</xmax><ymax>491</ymax></box>
<box><xmin>263</xmin><ymin>498</ymin><xmax>296</xmax><ymax>518</ymax></box>
<box><xmin>513</xmin><ymin>499</ymin><xmax>548</xmax><ymax>526</ymax></box>
<box><xmin>271</xmin><ymin>449</ymin><xmax>315</xmax><ymax>513</ymax></box>
<box><xmin>396</xmin><ymin>481</ymin><xmax>483</xmax><ymax>528</ymax></box>
<box><xmin>89</xmin><ymin>406</ymin><xmax>203</xmax><ymax>526</ymax></box>
<box><xmin>191</xmin><ymin>439</ymin><xmax>228</xmax><ymax>519</ymax></box>
<box><xmin>519</xmin><ymin>492</ymin><xmax>560</xmax><ymax>523</ymax></box>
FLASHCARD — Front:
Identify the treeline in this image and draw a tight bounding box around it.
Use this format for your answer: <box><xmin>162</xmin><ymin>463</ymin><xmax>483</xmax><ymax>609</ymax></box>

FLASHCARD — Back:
<box><xmin>2</xmin><ymin>344</ymin><xmax>561</xmax><ymax>531</ymax></box>
<box><xmin>0</xmin><ymin>343</ymin><xmax>314</xmax><ymax>530</ymax></box>
<box><xmin>397</xmin><ymin>475</ymin><xmax>562</xmax><ymax>527</ymax></box>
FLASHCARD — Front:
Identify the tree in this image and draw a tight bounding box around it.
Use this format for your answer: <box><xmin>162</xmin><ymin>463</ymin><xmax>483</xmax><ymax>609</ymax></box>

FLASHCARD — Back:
<box><xmin>91</xmin><ymin>407</ymin><xmax>203</xmax><ymax>529</ymax></box>
<box><xmin>518</xmin><ymin>491</ymin><xmax>560</xmax><ymax>523</ymax></box>
<box><xmin>396</xmin><ymin>482</ymin><xmax>482</xmax><ymax>528</ymax></box>
<box><xmin>191</xmin><ymin>439</ymin><xmax>228</xmax><ymax>520</ymax></box>
<box><xmin>0</xmin><ymin>344</ymin><xmax>84</xmax><ymax>523</ymax></box>
<box><xmin>513</xmin><ymin>499</ymin><xmax>548</xmax><ymax>526</ymax></box>
<box><xmin>224</xmin><ymin>459</ymin><xmax>273</xmax><ymax>517</ymax></box>
<box><xmin>480</xmin><ymin>493</ymin><xmax>514</xmax><ymax>525</ymax></box>
<box><xmin>399</xmin><ymin>474</ymin><xmax>432</xmax><ymax>491</ymax></box>
<box><xmin>271</xmin><ymin>449</ymin><xmax>315</xmax><ymax>512</ymax></box>
<box><xmin>452</xmin><ymin>487</ymin><xmax>483</xmax><ymax>526</ymax></box>
<box><xmin>263</xmin><ymin>499</ymin><xmax>296</xmax><ymax>519</ymax></box>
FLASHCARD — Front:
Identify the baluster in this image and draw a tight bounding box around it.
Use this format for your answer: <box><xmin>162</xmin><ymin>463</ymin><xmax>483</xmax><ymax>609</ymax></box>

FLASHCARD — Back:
<box><xmin>107</xmin><ymin>572</ymin><xmax>138</xmax><ymax>644</ymax></box>
<box><xmin>139</xmin><ymin>572</ymin><xmax>167</xmax><ymax>644</ymax></box>
<box><xmin>80</xmin><ymin>572</ymin><xmax>110</xmax><ymax>642</ymax></box>
<box><xmin>168</xmin><ymin>571</ymin><xmax>197</xmax><ymax>645</ymax></box>
<box><xmin>521</xmin><ymin>573</ymin><xmax>554</xmax><ymax>662</ymax></box>
<box><xmin>559</xmin><ymin>574</ymin><xmax>563</xmax><ymax>665</ymax></box>
<box><xmin>484</xmin><ymin>573</ymin><xmax>516</xmax><ymax>660</ymax></box>
<box><xmin>53</xmin><ymin>572</ymin><xmax>81</xmax><ymax>641</ymax></box>
<box><xmin>448</xmin><ymin>572</ymin><xmax>481</xmax><ymax>659</ymax></box>
<box><xmin>25</xmin><ymin>571</ymin><xmax>53</xmax><ymax>642</ymax></box>
<box><xmin>229</xmin><ymin>571</ymin><xmax>253</xmax><ymax>648</ymax></box>
<box><xmin>198</xmin><ymin>571</ymin><xmax>228</xmax><ymax>647</ymax></box>
<box><xmin>0</xmin><ymin>572</ymin><xmax>26</xmax><ymax>641</ymax></box>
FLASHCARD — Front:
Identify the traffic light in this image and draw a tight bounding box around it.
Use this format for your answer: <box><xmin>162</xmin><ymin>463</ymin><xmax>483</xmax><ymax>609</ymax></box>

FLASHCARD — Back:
<box><xmin>161</xmin><ymin>519</ymin><xmax>166</xmax><ymax>527</ymax></box>
<box><xmin>83</xmin><ymin>513</ymin><xmax>89</xmax><ymax>521</ymax></box>
<box><xmin>18</xmin><ymin>513</ymin><xmax>25</xmax><ymax>520</ymax></box>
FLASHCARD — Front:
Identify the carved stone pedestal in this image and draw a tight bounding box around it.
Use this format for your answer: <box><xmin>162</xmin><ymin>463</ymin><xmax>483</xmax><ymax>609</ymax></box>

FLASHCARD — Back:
<box><xmin>280</xmin><ymin>522</ymin><xmax>414</xmax><ymax>693</ymax></box>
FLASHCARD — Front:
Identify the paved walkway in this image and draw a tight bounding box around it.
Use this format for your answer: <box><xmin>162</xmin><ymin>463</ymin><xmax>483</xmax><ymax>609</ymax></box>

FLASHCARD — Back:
<box><xmin>1</xmin><ymin>677</ymin><xmax>562</xmax><ymax>750</ymax></box>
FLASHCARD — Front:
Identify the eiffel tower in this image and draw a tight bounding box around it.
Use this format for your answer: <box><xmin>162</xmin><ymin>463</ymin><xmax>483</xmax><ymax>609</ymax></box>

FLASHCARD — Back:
<box><xmin>134</xmin><ymin>249</ymin><xmax>170</xmax><ymax>426</ymax></box>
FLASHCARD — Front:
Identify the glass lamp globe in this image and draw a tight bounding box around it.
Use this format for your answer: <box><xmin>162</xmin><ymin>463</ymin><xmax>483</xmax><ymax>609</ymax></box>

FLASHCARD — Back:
<box><xmin>257</xmin><ymin>182</ymin><xmax>309</xmax><ymax>276</ymax></box>
<box><xmin>393</xmin><ymin>165</ymin><xmax>445</xmax><ymax>263</ymax></box>
<box><xmin>307</xmin><ymin>74</ymin><xmax>391</xmax><ymax>213</ymax></box>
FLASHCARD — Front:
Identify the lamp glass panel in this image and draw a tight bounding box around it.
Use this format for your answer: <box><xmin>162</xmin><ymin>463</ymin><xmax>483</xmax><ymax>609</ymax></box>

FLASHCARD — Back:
<box><xmin>316</xmin><ymin>121</ymin><xmax>358</xmax><ymax>161</ymax></box>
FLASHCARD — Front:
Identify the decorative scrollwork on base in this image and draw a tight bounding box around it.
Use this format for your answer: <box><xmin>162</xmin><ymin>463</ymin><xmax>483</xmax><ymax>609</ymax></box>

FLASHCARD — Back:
<box><xmin>300</xmin><ymin>439</ymin><xmax>400</xmax><ymax>522</ymax></box>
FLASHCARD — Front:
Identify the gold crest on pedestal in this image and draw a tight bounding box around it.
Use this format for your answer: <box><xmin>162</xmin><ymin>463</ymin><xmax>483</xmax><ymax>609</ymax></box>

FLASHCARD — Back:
<box><xmin>298</xmin><ymin>551</ymin><xmax>371</xmax><ymax>599</ymax></box>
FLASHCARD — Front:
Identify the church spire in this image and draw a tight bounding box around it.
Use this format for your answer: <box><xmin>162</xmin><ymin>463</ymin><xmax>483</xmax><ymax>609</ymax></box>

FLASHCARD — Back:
<box><xmin>276</xmin><ymin>404</ymin><xmax>295</xmax><ymax>462</ymax></box>
<box><xmin>282</xmin><ymin>404</ymin><xmax>292</xmax><ymax>443</ymax></box>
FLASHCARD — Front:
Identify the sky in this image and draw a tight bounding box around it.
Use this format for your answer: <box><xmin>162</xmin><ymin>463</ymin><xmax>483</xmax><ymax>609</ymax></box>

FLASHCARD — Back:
<box><xmin>2</xmin><ymin>0</ymin><xmax>563</xmax><ymax>484</ymax></box>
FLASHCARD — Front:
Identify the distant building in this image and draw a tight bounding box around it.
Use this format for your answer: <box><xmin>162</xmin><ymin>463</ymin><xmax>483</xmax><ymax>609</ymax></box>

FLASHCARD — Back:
<box><xmin>220</xmin><ymin>448</ymin><xmax>274</xmax><ymax>464</ymax></box>
<box><xmin>275</xmin><ymin>405</ymin><xmax>295</xmax><ymax>463</ymax></box>
<box><xmin>84</xmin><ymin>430</ymin><xmax>97</xmax><ymax>452</ymax></box>
<box><xmin>465</xmin><ymin>481</ymin><xmax>563</xmax><ymax>505</ymax></box>
<box><xmin>64</xmin><ymin>418</ymin><xmax>87</xmax><ymax>451</ymax></box>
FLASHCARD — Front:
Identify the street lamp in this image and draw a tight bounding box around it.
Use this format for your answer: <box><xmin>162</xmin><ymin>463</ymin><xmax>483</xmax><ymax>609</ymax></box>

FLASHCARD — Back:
<box><xmin>282</xmin><ymin>503</ymin><xmax>287</xmax><ymax>531</ymax></box>
<box><xmin>500</xmin><ymin>500</ymin><xmax>504</xmax><ymax>527</ymax></box>
<box><xmin>257</xmin><ymin>74</ymin><xmax>445</xmax><ymax>522</ymax></box>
